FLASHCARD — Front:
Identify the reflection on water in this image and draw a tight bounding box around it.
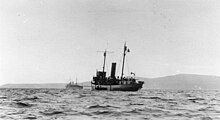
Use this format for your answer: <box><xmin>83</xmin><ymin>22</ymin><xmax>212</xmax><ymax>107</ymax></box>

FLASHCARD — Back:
<box><xmin>0</xmin><ymin>88</ymin><xmax>220</xmax><ymax>120</ymax></box>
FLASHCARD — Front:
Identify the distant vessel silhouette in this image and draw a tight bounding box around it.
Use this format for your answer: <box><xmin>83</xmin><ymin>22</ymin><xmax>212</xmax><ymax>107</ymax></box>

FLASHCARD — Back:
<box><xmin>91</xmin><ymin>42</ymin><xmax>144</xmax><ymax>91</ymax></box>
<box><xmin>66</xmin><ymin>77</ymin><xmax>83</xmax><ymax>90</ymax></box>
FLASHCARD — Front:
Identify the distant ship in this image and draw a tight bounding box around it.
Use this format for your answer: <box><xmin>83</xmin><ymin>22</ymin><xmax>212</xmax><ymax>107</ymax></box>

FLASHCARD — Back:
<box><xmin>66</xmin><ymin>78</ymin><xmax>83</xmax><ymax>90</ymax></box>
<box><xmin>91</xmin><ymin>42</ymin><xmax>144</xmax><ymax>91</ymax></box>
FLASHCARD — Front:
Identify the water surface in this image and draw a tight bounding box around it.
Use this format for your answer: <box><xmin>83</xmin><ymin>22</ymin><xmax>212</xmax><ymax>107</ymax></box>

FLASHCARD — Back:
<box><xmin>0</xmin><ymin>88</ymin><xmax>220</xmax><ymax>120</ymax></box>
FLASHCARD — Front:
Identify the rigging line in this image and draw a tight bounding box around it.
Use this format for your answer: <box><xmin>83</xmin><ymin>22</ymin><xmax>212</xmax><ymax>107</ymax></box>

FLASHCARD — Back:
<box><xmin>106</xmin><ymin>62</ymin><xmax>109</xmax><ymax>76</ymax></box>
<box><xmin>116</xmin><ymin>53</ymin><xmax>122</xmax><ymax>76</ymax></box>
<box><xmin>126</xmin><ymin>56</ymin><xmax>130</xmax><ymax>76</ymax></box>
<box><xmin>106</xmin><ymin>40</ymin><xmax>109</xmax><ymax>50</ymax></box>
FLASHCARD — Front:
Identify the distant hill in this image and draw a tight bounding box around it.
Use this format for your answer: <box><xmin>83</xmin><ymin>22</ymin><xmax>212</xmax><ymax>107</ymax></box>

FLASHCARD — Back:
<box><xmin>1</xmin><ymin>74</ymin><xmax>220</xmax><ymax>90</ymax></box>
<box><xmin>139</xmin><ymin>74</ymin><xmax>220</xmax><ymax>90</ymax></box>
<box><xmin>0</xmin><ymin>83</ymin><xmax>66</xmax><ymax>89</ymax></box>
<box><xmin>0</xmin><ymin>82</ymin><xmax>91</xmax><ymax>89</ymax></box>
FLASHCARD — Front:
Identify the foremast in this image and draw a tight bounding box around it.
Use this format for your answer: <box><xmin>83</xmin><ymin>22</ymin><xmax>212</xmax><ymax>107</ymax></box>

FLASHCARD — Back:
<box><xmin>97</xmin><ymin>49</ymin><xmax>113</xmax><ymax>79</ymax></box>
<box><xmin>121</xmin><ymin>42</ymin><xmax>130</xmax><ymax>79</ymax></box>
<box><xmin>103</xmin><ymin>50</ymin><xmax>107</xmax><ymax>74</ymax></box>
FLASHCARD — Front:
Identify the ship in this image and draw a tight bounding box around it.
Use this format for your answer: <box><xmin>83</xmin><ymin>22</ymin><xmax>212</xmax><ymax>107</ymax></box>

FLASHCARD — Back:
<box><xmin>66</xmin><ymin>78</ymin><xmax>83</xmax><ymax>90</ymax></box>
<box><xmin>91</xmin><ymin>42</ymin><xmax>144</xmax><ymax>91</ymax></box>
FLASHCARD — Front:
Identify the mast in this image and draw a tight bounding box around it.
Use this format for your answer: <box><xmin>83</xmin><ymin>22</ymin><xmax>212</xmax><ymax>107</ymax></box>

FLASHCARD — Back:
<box><xmin>121</xmin><ymin>42</ymin><xmax>129</xmax><ymax>79</ymax></box>
<box><xmin>97</xmin><ymin>49</ymin><xmax>113</xmax><ymax>73</ymax></box>
<box><xmin>103</xmin><ymin>50</ymin><xmax>106</xmax><ymax>73</ymax></box>
<box><xmin>75</xmin><ymin>77</ymin><xmax>77</xmax><ymax>85</ymax></box>
<box><xmin>97</xmin><ymin>49</ymin><xmax>113</xmax><ymax>79</ymax></box>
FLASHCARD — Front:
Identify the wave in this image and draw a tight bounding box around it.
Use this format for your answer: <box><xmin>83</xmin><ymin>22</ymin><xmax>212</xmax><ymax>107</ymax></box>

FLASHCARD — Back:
<box><xmin>0</xmin><ymin>96</ymin><xmax>7</xmax><ymax>99</ymax></box>
<box><xmin>87</xmin><ymin>104</ymin><xmax>120</xmax><ymax>109</ymax></box>
<box><xmin>12</xmin><ymin>102</ymin><xmax>33</xmax><ymax>108</ymax></box>
<box><xmin>139</xmin><ymin>96</ymin><xmax>175</xmax><ymax>101</ymax></box>
<box><xmin>39</xmin><ymin>110</ymin><xmax>65</xmax><ymax>116</ymax></box>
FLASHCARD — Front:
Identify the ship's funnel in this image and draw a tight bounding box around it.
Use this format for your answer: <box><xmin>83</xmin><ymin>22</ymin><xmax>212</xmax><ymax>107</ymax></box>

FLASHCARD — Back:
<box><xmin>111</xmin><ymin>63</ymin><xmax>116</xmax><ymax>77</ymax></box>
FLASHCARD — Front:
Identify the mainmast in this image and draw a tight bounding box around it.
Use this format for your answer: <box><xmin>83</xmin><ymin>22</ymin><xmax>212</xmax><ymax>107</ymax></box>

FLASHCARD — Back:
<box><xmin>121</xmin><ymin>42</ymin><xmax>130</xmax><ymax>79</ymax></box>
<box><xmin>103</xmin><ymin>50</ymin><xmax>107</xmax><ymax>73</ymax></box>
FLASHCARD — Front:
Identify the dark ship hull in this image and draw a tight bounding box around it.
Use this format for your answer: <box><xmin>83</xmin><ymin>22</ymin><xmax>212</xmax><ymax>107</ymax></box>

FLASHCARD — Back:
<box><xmin>92</xmin><ymin>83</ymin><xmax>143</xmax><ymax>91</ymax></box>
<box><xmin>91</xmin><ymin>43</ymin><xmax>144</xmax><ymax>91</ymax></box>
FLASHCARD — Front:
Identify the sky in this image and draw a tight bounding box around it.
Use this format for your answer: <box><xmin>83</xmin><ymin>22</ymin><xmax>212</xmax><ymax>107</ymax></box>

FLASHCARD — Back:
<box><xmin>1</xmin><ymin>0</ymin><xmax>220</xmax><ymax>85</ymax></box>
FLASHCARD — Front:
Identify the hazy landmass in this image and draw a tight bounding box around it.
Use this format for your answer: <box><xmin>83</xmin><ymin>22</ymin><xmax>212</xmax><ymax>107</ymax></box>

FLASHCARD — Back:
<box><xmin>0</xmin><ymin>83</ymin><xmax>66</xmax><ymax>89</ymax></box>
<box><xmin>140</xmin><ymin>74</ymin><xmax>220</xmax><ymax>90</ymax></box>
<box><xmin>1</xmin><ymin>74</ymin><xmax>220</xmax><ymax>90</ymax></box>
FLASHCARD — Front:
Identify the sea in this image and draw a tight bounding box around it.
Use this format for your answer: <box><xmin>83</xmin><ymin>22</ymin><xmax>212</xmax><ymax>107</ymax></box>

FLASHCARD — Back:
<box><xmin>0</xmin><ymin>88</ymin><xmax>220</xmax><ymax>120</ymax></box>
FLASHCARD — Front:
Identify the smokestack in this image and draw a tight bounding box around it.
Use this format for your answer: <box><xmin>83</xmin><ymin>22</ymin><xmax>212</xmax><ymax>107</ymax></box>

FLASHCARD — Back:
<box><xmin>111</xmin><ymin>63</ymin><xmax>116</xmax><ymax>77</ymax></box>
